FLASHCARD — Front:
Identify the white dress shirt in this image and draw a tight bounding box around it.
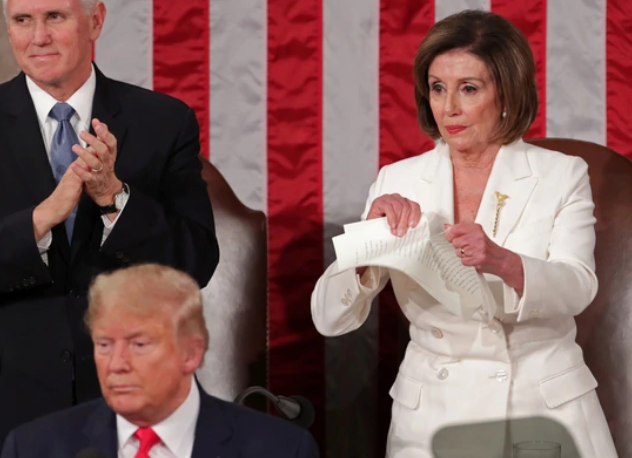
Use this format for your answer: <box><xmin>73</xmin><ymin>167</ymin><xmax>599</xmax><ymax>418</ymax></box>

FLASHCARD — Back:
<box><xmin>117</xmin><ymin>379</ymin><xmax>200</xmax><ymax>458</ymax></box>
<box><xmin>26</xmin><ymin>65</ymin><xmax>126</xmax><ymax>263</ymax></box>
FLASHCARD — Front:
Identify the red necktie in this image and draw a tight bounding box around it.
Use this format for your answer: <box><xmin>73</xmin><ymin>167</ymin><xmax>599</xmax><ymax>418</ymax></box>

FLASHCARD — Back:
<box><xmin>133</xmin><ymin>427</ymin><xmax>161</xmax><ymax>458</ymax></box>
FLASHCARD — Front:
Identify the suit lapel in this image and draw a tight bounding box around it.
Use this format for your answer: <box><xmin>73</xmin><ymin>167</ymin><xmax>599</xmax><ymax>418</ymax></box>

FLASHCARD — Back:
<box><xmin>191</xmin><ymin>391</ymin><xmax>237</xmax><ymax>458</ymax></box>
<box><xmin>71</xmin><ymin>65</ymin><xmax>127</xmax><ymax>260</ymax></box>
<box><xmin>2</xmin><ymin>74</ymin><xmax>72</xmax><ymax>259</ymax></box>
<box><xmin>475</xmin><ymin>140</ymin><xmax>538</xmax><ymax>245</ymax></box>
<box><xmin>82</xmin><ymin>400</ymin><xmax>119</xmax><ymax>458</ymax></box>
<box><xmin>2</xmin><ymin>74</ymin><xmax>57</xmax><ymax>208</ymax></box>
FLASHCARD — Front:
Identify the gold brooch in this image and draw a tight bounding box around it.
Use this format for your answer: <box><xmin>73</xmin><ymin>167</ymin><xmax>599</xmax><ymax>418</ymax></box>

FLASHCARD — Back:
<box><xmin>493</xmin><ymin>191</ymin><xmax>509</xmax><ymax>237</ymax></box>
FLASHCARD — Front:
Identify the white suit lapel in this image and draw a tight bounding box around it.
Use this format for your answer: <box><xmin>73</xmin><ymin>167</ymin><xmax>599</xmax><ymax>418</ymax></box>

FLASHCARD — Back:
<box><xmin>475</xmin><ymin>140</ymin><xmax>538</xmax><ymax>245</ymax></box>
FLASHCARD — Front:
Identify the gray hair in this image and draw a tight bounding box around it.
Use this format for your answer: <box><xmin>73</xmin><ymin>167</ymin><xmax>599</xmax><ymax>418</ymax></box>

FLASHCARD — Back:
<box><xmin>3</xmin><ymin>0</ymin><xmax>99</xmax><ymax>20</ymax></box>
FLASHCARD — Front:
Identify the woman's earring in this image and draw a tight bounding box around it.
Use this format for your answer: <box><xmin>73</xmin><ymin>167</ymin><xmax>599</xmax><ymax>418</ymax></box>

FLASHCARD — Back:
<box><xmin>502</xmin><ymin>110</ymin><xmax>507</xmax><ymax>118</ymax></box>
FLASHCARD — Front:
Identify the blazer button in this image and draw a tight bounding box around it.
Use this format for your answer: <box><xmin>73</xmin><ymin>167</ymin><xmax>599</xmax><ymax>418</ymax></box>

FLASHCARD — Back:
<box><xmin>22</xmin><ymin>279</ymin><xmax>30</xmax><ymax>287</ymax></box>
<box><xmin>29</xmin><ymin>276</ymin><xmax>36</xmax><ymax>285</ymax></box>
<box><xmin>8</xmin><ymin>284</ymin><xmax>14</xmax><ymax>292</ymax></box>
<box><xmin>60</xmin><ymin>350</ymin><xmax>72</xmax><ymax>363</ymax></box>
<box><xmin>115</xmin><ymin>251</ymin><xmax>124</xmax><ymax>259</ymax></box>
<box><xmin>431</xmin><ymin>327</ymin><xmax>444</xmax><ymax>339</ymax></box>
<box><xmin>488</xmin><ymin>320</ymin><xmax>503</xmax><ymax>334</ymax></box>
<box><xmin>490</xmin><ymin>369</ymin><xmax>509</xmax><ymax>383</ymax></box>
<box><xmin>437</xmin><ymin>368</ymin><xmax>449</xmax><ymax>380</ymax></box>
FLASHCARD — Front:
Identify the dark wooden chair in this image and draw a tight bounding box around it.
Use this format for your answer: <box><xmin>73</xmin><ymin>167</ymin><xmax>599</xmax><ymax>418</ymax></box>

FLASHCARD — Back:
<box><xmin>526</xmin><ymin>138</ymin><xmax>632</xmax><ymax>458</ymax></box>
<box><xmin>195</xmin><ymin>157</ymin><xmax>268</xmax><ymax>406</ymax></box>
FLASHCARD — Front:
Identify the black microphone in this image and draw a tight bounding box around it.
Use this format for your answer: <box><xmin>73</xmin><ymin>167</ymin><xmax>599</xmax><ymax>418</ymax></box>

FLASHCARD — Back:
<box><xmin>74</xmin><ymin>448</ymin><xmax>106</xmax><ymax>458</ymax></box>
<box><xmin>235</xmin><ymin>386</ymin><xmax>315</xmax><ymax>429</ymax></box>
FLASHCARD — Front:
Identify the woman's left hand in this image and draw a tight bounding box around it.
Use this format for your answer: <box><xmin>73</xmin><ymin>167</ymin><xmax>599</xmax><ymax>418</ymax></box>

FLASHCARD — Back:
<box><xmin>445</xmin><ymin>223</ymin><xmax>505</xmax><ymax>272</ymax></box>
<box><xmin>445</xmin><ymin>223</ymin><xmax>524</xmax><ymax>294</ymax></box>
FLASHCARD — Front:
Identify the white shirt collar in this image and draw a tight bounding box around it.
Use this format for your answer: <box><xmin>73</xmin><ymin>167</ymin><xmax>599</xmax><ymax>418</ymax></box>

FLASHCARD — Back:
<box><xmin>25</xmin><ymin>64</ymin><xmax>96</xmax><ymax>132</ymax></box>
<box><xmin>117</xmin><ymin>378</ymin><xmax>200</xmax><ymax>457</ymax></box>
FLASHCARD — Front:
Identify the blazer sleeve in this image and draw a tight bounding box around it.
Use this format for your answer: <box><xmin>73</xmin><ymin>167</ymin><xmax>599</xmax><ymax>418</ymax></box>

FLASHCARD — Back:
<box><xmin>0</xmin><ymin>206</ymin><xmax>53</xmax><ymax>296</ymax></box>
<box><xmin>311</xmin><ymin>168</ymin><xmax>390</xmax><ymax>336</ymax></box>
<box><xmin>504</xmin><ymin>156</ymin><xmax>598</xmax><ymax>321</ymax></box>
<box><xmin>98</xmin><ymin>107</ymin><xmax>219</xmax><ymax>287</ymax></box>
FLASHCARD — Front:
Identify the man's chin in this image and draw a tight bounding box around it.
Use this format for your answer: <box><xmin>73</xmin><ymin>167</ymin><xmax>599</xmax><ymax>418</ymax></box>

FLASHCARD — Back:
<box><xmin>105</xmin><ymin>395</ymin><xmax>143</xmax><ymax>415</ymax></box>
<box><xmin>22</xmin><ymin>64</ymin><xmax>68</xmax><ymax>85</ymax></box>
<box><xmin>24</xmin><ymin>71</ymin><xmax>62</xmax><ymax>87</ymax></box>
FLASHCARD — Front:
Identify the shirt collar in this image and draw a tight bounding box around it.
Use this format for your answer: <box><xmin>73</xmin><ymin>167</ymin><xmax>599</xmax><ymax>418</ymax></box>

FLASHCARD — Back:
<box><xmin>116</xmin><ymin>378</ymin><xmax>201</xmax><ymax>456</ymax></box>
<box><xmin>26</xmin><ymin>64</ymin><xmax>96</xmax><ymax>132</ymax></box>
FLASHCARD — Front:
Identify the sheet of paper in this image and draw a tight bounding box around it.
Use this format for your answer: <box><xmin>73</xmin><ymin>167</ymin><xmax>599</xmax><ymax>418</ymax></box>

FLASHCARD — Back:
<box><xmin>332</xmin><ymin>214</ymin><xmax>497</xmax><ymax>320</ymax></box>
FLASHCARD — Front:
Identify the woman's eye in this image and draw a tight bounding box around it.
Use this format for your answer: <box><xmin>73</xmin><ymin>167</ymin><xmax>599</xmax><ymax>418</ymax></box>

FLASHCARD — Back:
<box><xmin>462</xmin><ymin>85</ymin><xmax>477</xmax><ymax>94</ymax></box>
<box><xmin>430</xmin><ymin>83</ymin><xmax>444</xmax><ymax>93</ymax></box>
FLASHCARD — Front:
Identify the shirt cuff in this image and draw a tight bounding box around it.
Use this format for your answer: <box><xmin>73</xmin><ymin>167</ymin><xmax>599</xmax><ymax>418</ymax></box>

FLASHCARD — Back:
<box><xmin>37</xmin><ymin>230</ymin><xmax>52</xmax><ymax>254</ymax></box>
<box><xmin>100</xmin><ymin>190</ymin><xmax>129</xmax><ymax>245</ymax></box>
<box><xmin>357</xmin><ymin>266</ymin><xmax>381</xmax><ymax>293</ymax></box>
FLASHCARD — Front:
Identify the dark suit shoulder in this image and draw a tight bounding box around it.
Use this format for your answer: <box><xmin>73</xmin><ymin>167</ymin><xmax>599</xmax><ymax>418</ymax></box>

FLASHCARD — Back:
<box><xmin>1</xmin><ymin>398</ymin><xmax>110</xmax><ymax>458</ymax></box>
<box><xmin>0</xmin><ymin>76</ymin><xmax>17</xmax><ymax>97</ymax></box>
<box><xmin>0</xmin><ymin>74</ymin><xmax>26</xmax><ymax>110</ymax></box>
<box><xmin>206</xmin><ymin>394</ymin><xmax>318</xmax><ymax>456</ymax></box>
<box><xmin>216</xmin><ymin>396</ymin><xmax>308</xmax><ymax>434</ymax></box>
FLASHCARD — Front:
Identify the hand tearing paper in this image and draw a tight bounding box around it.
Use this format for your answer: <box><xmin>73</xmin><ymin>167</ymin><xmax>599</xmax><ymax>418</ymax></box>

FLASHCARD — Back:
<box><xmin>331</xmin><ymin>213</ymin><xmax>497</xmax><ymax>321</ymax></box>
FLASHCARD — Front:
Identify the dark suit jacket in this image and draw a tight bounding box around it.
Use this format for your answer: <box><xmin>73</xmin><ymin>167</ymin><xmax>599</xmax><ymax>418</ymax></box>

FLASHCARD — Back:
<box><xmin>0</xmin><ymin>388</ymin><xmax>319</xmax><ymax>458</ymax></box>
<box><xmin>0</xmin><ymin>67</ymin><xmax>219</xmax><ymax>444</ymax></box>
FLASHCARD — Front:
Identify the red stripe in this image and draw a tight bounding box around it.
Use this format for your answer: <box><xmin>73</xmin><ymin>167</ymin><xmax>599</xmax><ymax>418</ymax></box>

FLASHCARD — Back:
<box><xmin>492</xmin><ymin>0</ymin><xmax>547</xmax><ymax>139</ymax></box>
<box><xmin>379</xmin><ymin>1</ymin><xmax>435</xmax><ymax>169</ymax></box>
<box><xmin>378</xmin><ymin>0</ymin><xmax>435</xmax><ymax>454</ymax></box>
<box><xmin>606</xmin><ymin>0</ymin><xmax>632</xmax><ymax>159</ymax></box>
<box><xmin>267</xmin><ymin>0</ymin><xmax>325</xmax><ymax>446</ymax></box>
<box><xmin>153</xmin><ymin>0</ymin><xmax>210</xmax><ymax>158</ymax></box>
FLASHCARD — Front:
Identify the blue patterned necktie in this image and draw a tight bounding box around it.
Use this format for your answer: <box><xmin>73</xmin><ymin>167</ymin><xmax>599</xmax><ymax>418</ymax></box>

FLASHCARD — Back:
<box><xmin>49</xmin><ymin>102</ymin><xmax>80</xmax><ymax>242</ymax></box>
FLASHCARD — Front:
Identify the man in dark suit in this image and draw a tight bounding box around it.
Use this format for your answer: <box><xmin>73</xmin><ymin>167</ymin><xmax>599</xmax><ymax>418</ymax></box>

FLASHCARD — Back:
<box><xmin>0</xmin><ymin>0</ymin><xmax>219</xmax><ymax>445</ymax></box>
<box><xmin>0</xmin><ymin>264</ymin><xmax>319</xmax><ymax>458</ymax></box>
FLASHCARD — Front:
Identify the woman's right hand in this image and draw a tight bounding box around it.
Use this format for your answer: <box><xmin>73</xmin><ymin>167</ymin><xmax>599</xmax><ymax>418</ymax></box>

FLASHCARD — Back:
<box><xmin>366</xmin><ymin>193</ymin><xmax>422</xmax><ymax>237</ymax></box>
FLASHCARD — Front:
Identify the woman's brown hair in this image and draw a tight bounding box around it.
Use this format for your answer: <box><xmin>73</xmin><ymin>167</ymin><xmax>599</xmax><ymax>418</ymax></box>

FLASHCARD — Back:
<box><xmin>413</xmin><ymin>9</ymin><xmax>538</xmax><ymax>144</ymax></box>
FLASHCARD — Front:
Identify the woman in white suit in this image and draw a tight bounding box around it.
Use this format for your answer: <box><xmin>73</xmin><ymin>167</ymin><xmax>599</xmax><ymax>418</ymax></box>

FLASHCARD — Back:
<box><xmin>311</xmin><ymin>10</ymin><xmax>617</xmax><ymax>458</ymax></box>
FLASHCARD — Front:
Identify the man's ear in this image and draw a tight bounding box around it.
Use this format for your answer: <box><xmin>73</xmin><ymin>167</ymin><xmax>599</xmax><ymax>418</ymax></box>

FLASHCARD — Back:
<box><xmin>89</xmin><ymin>2</ymin><xmax>107</xmax><ymax>42</ymax></box>
<box><xmin>182</xmin><ymin>336</ymin><xmax>205</xmax><ymax>374</ymax></box>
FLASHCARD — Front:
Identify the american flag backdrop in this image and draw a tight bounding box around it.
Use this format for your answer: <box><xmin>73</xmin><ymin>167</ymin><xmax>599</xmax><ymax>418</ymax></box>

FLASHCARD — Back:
<box><xmin>93</xmin><ymin>0</ymin><xmax>631</xmax><ymax>456</ymax></box>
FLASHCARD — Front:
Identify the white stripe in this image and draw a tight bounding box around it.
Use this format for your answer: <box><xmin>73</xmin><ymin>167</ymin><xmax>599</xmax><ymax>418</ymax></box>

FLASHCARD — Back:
<box><xmin>0</xmin><ymin>17</ymin><xmax>19</xmax><ymax>83</ymax></box>
<box><xmin>209</xmin><ymin>0</ymin><xmax>267</xmax><ymax>212</ymax></box>
<box><xmin>435</xmin><ymin>0</ymin><xmax>490</xmax><ymax>22</ymax></box>
<box><xmin>95</xmin><ymin>0</ymin><xmax>153</xmax><ymax>90</ymax></box>
<box><xmin>546</xmin><ymin>0</ymin><xmax>606</xmax><ymax>145</ymax></box>
<box><xmin>323</xmin><ymin>0</ymin><xmax>380</xmax><ymax>456</ymax></box>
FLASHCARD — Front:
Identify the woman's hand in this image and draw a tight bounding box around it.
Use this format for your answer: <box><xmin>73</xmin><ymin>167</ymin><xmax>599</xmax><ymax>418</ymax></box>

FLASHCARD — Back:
<box><xmin>355</xmin><ymin>194</ymin><xmax>421</xmax><ymax>277</ymax></box>
<box><xmin>366</xmin><ymin>194</ymin><xmax>422</xmax><ymax>237</ymax></box>
<box><xmin>445</xmin><ymin>223</ymin><xmax>524</xmax><ymax>295</ymax></box>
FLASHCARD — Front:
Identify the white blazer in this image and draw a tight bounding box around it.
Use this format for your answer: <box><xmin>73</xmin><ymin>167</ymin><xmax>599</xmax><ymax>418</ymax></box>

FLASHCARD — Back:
<box><xmin>311</xmin><ymin>140</ymin><xmax>618</xmax><ymax>458</ymax></box>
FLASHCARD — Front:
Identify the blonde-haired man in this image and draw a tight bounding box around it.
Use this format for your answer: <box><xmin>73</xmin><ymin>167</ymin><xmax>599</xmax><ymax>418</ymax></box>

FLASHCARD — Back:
<box><xmin>1</xmin><ymin>264</ymin><xmax>318</xmax><ymax>458</ymax></box>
